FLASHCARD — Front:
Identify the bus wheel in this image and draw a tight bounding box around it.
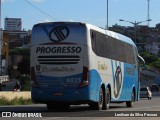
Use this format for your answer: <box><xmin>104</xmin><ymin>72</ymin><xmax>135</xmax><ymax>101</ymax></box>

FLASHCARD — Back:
<box><xmin>98</xmin><ymin>88</ymin><xmax>104</xmax><ymax>110</ymax></box>
<box><xmin>126</xmin><ymin>90</ymin><xmax>134</xmax><ymax>107</ymax></box>
<box><xmin>89</xmin><ymin>88</ymin><xmax>104</xmax><ymax>110</ymax></box>
<box><xmin>103</xmin><ymin>88</ymin><xmax>110</xmax><ymax>110</ymax></box>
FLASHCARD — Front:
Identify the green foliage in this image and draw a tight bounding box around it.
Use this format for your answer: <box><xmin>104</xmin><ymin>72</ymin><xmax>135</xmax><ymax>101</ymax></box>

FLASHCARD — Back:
<box><xmin>9</xmin><ymin>48</ymin><xmax>30</xmax><ymax>56</ymax></box>
<box><xmin>140</xmin><ymin>52</ymin><xmax>160</xmax><ymax>69</ymax></box>
<box><xmin>17</xmin><ymin>56</ymin><xmax>30</xmax><ymax>74</ymax></box>
<box><xmin>0</xmin><ymin>96</ymin><xmax>32</xmax><ymax>105</ymax></box>
<box><xmin>152</xmin><ymin>59</ymin><xmax>160</xmax><ymax>69</ymax></box>
<box><xmin>0</xmin><ymin>96</ymin><xmax>10</xmax><ymax>105</ymax></box>
<box><xmin>140</xmin><ymin>52</ymin><xmax>159</xmax><ymax>64</ymax></box>
<box><xmin>10</xmin><ymin>97</ymin><xmax>32</xmax><ymax>105</ymax></box>
<box><xmin>9</xmin><ymin>48</ymin><xmax>30</xmax><ymax>75</ymax></box>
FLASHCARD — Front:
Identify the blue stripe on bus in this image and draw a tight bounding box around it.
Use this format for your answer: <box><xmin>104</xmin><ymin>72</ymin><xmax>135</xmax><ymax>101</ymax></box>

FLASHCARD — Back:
<box><xmin>32</xmin><ymin>64</ymin><xmax>139</xmax><ymax>103</ymax></box>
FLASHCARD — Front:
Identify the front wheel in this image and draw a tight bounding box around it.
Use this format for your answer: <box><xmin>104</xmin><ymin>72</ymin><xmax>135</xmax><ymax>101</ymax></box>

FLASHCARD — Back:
<box><xmin>126</xmin><ymin>90</ymin><xmax>135</xmax><ymax>108</ymax></box>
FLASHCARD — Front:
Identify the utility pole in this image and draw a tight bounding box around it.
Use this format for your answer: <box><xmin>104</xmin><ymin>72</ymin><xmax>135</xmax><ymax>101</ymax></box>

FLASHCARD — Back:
<box><xmin>0</xmin><ymin>0</ymin><xmax>2</xmax><ymax>75</ymax></box>
<box><xmin>106</xmin><ymin>0</ymin><xmax>108</xmax><ymax>29</ymax></box>
<box><xmin>147</xmin><ymin>0</ymin><xmax>150</xmax><ymax>26</ymax></box>
<box><xmin>0</xmin><ymin>0</ymin><xmax>1</xmax><ymax>28</ymax></box>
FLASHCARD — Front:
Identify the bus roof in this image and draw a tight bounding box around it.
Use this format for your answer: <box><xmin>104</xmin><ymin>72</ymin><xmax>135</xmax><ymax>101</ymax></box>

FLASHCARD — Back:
<box><xmin>33</xmin><ymin>22</ymin><xmax>136</xmax><ymax>47</ymax></box>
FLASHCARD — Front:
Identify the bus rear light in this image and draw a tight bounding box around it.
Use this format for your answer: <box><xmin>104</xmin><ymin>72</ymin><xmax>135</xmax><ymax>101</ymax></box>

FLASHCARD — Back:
<box><xmin>79</xmin><ymin>66</ymin><xmax>89</xmax><ymax>87</ymax></box>
<box><xmin>79</xmin><ymin>80</ymin><xmax>89</xmax><ymax>88</ymax></box>
<box><xmin>31</xmin><ymin>67</ymin><xmax>39</xmax><ymax>88</ymax></box>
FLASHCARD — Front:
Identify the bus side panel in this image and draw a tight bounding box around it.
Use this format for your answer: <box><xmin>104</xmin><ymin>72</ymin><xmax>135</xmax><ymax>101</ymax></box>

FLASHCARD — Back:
<box><xmin>87</xmin><ymin>56</ymin><xmax>139</xmax><ymax>103</ymax></box>
<box><xmin>121</xmin><ymin>63</ymin><xmax>138</xmax><ymax>101</ymax></box>
<box><xmin>88</xmin><ymin>69</ymin><xmax>106</xmax><ymax>102</ymax></box>
<box><xmin>109</xmin><ymin>60</ymin><xmax>138</xmax><ymax>102</ymax></box>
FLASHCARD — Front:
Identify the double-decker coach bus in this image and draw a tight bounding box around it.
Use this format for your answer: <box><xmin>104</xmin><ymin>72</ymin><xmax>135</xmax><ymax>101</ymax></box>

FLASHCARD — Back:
<box><xmin>30</xmin><ymin>22</ymin><xmax>144</xmax><ymax>110</ymax></box>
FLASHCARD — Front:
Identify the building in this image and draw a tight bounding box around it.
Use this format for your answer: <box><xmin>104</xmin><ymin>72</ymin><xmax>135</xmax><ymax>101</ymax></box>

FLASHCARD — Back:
<box><xmin>109</xmin><ymin>24</ymin><xmax>127</xmax><ymax>34</ymax></box>
<box><xmin>3</xmin><ymin>30</ymin><xmax>31</xmax><ymax>49</ymax></box>
<box><xmin>2</xmin><ymin>30</ymin><xmax>31</xmax><ymax>76</ymax></box>
<box><xmin>1</xmin><ymin>31</ymin><xmax>9</xmax><ymax>75</ymax></box>
<box><xmin>145</xmin><ymin>41</ymin><xmax>160</xmax><ymax>56</ymax></box>
<box><xmin>4</xmin><ymin>18</ymin><xmax>22</xmax><ymax>31</ymax></box>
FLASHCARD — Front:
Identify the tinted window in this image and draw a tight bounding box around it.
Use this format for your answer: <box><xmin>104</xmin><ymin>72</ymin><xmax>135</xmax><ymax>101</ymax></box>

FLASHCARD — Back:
<box><xmin>91</xmin><ymin>30</ymin><xmax>136</xmax><ymax>64</ymax></box>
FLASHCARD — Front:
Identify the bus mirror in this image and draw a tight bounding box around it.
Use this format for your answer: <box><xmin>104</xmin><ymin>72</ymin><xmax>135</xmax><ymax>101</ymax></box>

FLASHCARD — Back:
<box><xmin>137</xmin><ymin>54</ymin><xmax>145</xmax><ymax>69</ymax></box>
<box><xmin>138</xmin><ymin>54</ymin><xmax>145</xmax><ymax>63</ymax></box>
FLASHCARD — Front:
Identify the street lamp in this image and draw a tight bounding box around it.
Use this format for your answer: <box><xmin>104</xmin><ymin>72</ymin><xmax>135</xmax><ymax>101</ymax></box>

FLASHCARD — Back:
<box><xmin>119</xmin><ymin>19</ymin><xmax>151</xmax><ymax>44</ymax></box>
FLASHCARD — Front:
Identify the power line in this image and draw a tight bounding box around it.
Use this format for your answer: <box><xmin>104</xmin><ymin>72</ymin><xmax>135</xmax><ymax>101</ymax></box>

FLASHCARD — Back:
<box><xmin>24</xmin><ymin>0</ymin><xmax>59</xmax><ymax>21</ymax></box>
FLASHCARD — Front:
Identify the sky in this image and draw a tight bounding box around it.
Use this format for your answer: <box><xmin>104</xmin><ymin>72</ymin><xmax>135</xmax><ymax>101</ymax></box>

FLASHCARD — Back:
<box><xmin>1</xmin><ymin>0</ymin><xmax>160</xmax><ymax>30</ymax></box>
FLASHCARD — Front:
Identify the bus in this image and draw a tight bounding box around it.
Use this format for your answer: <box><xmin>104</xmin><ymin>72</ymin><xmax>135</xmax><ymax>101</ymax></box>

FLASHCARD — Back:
<box><xmin>30</xmin><ymin>22</ymin><xmax>144</xmax><ymax>110</ymax></box>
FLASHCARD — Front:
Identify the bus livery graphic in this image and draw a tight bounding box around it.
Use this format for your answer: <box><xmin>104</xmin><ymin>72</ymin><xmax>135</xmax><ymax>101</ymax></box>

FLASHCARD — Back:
<box><xmin>49</xmin><ymin>26</ymin><xmax>70</xmax><ymax>42</ymax></box>
<box><xmin>114</xmin><ymin>66</ymin><xmax>122</xmax><ymax>98</ymax></box>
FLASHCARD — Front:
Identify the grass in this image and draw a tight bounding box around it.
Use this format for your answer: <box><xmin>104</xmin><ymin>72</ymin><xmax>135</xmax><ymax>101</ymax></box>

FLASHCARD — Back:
<box><xmin>0</xmin><ymin>96</ymin><xmax>33</xmax><ymax>105</ymax></box>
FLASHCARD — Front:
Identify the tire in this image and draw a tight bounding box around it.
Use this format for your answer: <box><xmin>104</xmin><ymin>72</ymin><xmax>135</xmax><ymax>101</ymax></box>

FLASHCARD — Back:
<box><xmin>103</xmin><ymin>88</ymin><xmax>110</xmax><ymax>110</ymax></box>
<box><xmin>89</xmin><ymin>88</ymin><xmax>104</xmax><ymax>110</ymax></box>
<box><xmin>98</xmin><ymin>88</ymin><xmax>104</xmax><ymax>110</ymax></box>
<box><xmin>126</xmin><ymin>90</ymin><xmax>134</xmax><ymax>108</ymax></box>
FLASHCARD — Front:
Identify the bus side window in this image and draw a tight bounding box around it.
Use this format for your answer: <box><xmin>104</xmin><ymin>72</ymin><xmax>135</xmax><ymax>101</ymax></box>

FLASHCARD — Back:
<box><xmin>91</xmin><ymin>31</ymin><xmax>97</xmax><ymax>54</ymax></box>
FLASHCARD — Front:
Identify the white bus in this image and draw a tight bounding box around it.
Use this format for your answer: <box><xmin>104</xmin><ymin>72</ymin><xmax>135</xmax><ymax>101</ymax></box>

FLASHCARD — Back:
<box><xmin>31</xmin><ymin>22</ymin><xmax>143</xmax><ymax>110</ymax></box>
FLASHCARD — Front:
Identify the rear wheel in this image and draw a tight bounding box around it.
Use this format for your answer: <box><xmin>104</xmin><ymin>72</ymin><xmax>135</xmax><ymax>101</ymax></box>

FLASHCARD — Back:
<box><xmin>126</xmin><ymin>90</ymin><xmax>135</xmax><ymax>107</ymax></box>
<box><xmin>103</xmin><ymin>88</ymin><xmax>110</xmax><ymax>110</ymax></box>
<box><xmin>89</xmin><ymin>88</ymin><xmax>104</xmax><ymax>110</ymax></box>
<box><xmin>98</xmin><ymin>88</ymin><xmax>104</xmax><ymax>110</ymax></box>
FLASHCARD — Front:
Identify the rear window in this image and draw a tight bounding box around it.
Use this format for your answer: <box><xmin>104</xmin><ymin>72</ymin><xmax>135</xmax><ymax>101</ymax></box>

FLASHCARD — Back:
<box><xmin>32</xmin><ymin>22</ymin><xmax>87</xmax><ymax>45</ymax></box>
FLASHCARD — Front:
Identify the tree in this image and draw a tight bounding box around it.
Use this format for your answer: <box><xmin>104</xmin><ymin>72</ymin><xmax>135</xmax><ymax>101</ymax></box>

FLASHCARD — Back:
<box><xmin>17</xmin><ymin>56</ymin><xmax>30</xmax><ymax>74</ymax></box>
<box><xmin>140</xmin><ymin>52</ymin><xmax>158</xmax><ymax>64</ymax></box>
<box><xmin>9</xmin><ymin>48</ymin><xmax>30</xmax><ymax>75</ymax></box>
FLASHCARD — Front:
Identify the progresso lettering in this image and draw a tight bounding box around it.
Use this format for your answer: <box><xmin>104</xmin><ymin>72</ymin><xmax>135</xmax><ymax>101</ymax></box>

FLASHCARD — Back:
<box><xmin>36</xmin><ymin>47</ymin><xmax>81</xmax><ymax>54</ymax></box>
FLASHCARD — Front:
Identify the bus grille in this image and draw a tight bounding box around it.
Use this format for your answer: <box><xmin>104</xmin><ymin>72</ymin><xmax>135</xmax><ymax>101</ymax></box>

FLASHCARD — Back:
<box><xmin>37</xmin><ymin>55</ymin><xmax>80</xmax><ymax>65</ymax></box>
